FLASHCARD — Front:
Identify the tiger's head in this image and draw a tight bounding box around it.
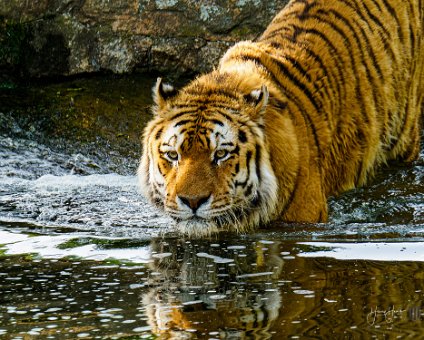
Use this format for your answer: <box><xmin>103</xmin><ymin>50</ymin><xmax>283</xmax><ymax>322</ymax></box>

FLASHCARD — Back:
<box><xmin>138</xmin><ymin>72</ymin><xmax>279</xmax><ymax>237</ymax></box>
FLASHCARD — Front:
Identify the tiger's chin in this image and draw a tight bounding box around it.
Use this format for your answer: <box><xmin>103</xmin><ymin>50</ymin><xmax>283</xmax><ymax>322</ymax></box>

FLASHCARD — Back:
<box><xmin>175</xmin><ymin>217</ymin><xmax>221</xmax><ymax>238</ymax></box>
<box><xmin>172</xmin><ymin>206</ymin><xmax>257</xmax><ymax>237</ymax></box>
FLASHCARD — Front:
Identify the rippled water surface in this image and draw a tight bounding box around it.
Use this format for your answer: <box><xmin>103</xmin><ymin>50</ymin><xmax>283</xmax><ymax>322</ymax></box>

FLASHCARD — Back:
<box><xmin>0</xmin><ymin>75</ymin><xmax>423</xmax><ymax>338</ymax></box>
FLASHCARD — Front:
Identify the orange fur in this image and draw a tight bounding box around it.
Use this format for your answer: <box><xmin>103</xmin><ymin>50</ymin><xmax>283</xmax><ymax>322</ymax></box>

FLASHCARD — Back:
<box><xmin>139</xmin><ymin>0</ymin><xmax>423</xmax><ymax>236</ymax></box>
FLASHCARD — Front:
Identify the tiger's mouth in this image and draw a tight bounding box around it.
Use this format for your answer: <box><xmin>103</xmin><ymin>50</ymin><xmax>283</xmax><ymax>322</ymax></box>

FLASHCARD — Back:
<box><xmin>174</xmin><ymin>216</ymin><xmax>206</xmax><ymax>224</ymax></box>
<box><xmin>174</xmin><ymin>216</ymin><xmax>221</xmax><ymax>237</ymax></box>
<box><xmin>172</xmin><ymin>205</ymin><xmax>249</xmax><ymax>237</ymax></box>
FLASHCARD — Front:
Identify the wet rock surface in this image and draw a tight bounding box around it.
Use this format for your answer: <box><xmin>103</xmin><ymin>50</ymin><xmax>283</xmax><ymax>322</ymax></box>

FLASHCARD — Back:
<box><xmin>0</xmin><ymin>0</ymin><xmax>288</xmax><ymax>78</ymax></box>
<box><xmin>0</xmin><ymin>73</ymin><xmax>158</xmax><ymax>175</ymax></box>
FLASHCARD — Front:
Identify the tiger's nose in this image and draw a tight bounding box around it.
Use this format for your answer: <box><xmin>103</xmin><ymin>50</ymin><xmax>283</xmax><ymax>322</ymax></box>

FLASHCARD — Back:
<box><xmin>178</xmin><ymin>194</ymin><xmax>211</xmax><ymax>213</ymax></box>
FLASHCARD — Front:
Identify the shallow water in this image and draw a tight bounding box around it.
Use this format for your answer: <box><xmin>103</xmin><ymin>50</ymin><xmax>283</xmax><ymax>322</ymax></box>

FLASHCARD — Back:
<box><xmin>0</xmin><ymin>75</ymin><xmax>423</xmax><ymax>338</ymax></box>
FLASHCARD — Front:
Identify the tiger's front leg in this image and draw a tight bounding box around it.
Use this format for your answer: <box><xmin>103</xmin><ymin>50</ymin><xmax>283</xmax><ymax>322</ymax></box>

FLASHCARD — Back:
<box><xmin>280</xmin><ymin>157</ymin><xmax>328</xmax><ymax>223</ymax></box>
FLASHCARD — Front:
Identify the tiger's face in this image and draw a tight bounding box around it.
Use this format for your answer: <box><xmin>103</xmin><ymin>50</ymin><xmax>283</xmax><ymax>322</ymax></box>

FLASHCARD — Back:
<box><xmin>139</xmin><ymin>76</ymin><xmax>279</xmax><ymax>237</ymax></box>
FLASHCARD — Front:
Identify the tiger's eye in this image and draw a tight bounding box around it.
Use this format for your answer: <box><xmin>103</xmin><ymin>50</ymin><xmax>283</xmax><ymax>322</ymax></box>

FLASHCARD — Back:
<box><xmin>166</xmin><ymin>150</ymin><xmax>178</xmax><ymax>161</ymax></box>
<box><xmin>215</xmin><ymin>149</ymin><xmax>228</xmax><ymax>160</ymax></box>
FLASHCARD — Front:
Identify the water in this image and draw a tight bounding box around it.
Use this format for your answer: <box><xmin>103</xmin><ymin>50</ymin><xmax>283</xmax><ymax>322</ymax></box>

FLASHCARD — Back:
<box><xmin>0</xmin><ymin>75</ymin><xmax>423</xmax><ymax>338</ymax></box>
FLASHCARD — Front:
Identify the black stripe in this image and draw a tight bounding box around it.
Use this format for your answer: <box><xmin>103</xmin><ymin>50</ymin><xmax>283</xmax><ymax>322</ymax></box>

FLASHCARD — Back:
<box><xmin>238</xmin><ymin>130</ymin><xmax>247</xmax><ymax>143</ymax></box>
<box><xmin>255</xmin><ymin>144</ymin><xmax>262</xmax><ymax>182</ymax></box>
<box><xmin>169</xmin><ymin>108</ymin><xmax>198</xmax><ymax>119</ymax></box>
<box><xmin>408</xmin><ymin>1</ymin><xmax>418</xmax><ymax>52</ymax></box>
<box><xmin>245</xmin><ymin>184</ymin><xmax>253</xmax><ymax>197</ymax></box>
<box><xmin>271</xmin><ymin>97</ymin><xmax>288</xmax><ymax>111</ymax></box>
<box><xmin>260</xmin><ymin>27</ymin><xmax>299</xmax><ymax>42</ymax></box>
<box><xmin>174</xmin><ymin>119</ymin><xmax>195</xmax><ymax>127</ymax></box>
<box><xmin>370</xmin><ymin>0</ymin><xmax>382</xmax><ymax>11</ymax></box>
<box><xmin>157</xmin><ymin>163</ymin><xmax>165</xmax><ymax>176</ymax></box>
<box><xmin>409</xmin><ymin>22</ymin><xmax>416</xmax><ymax>52</ymax></box>
<box><xmin>246</xmin><ymin>150</ymin><xmax>252</xmax><ymax>178</ymax></box>
<box><xmin>234</xmin><ymin>180</ymin><xmax>248</xmax><ymax>188</ymax></box>
<box><xmin>297</xmin><ymin>1</ymin><xmax>318</xmax><ymax>20</ymax></box>
<box><xmin>220</xmin><ymin>142</ymin><xmax>234</xmax><ymax>147</ymax></box>
<box><xmin>154</xmin><ymin>127</ymin><xmax>163</xmax><ymax>140</ymax></box>
<box><xmin>212</xmin><ymin>109</ymin><xmax>236</xmax><ymax>123</ymax></box>
<box><xmin>209</xmin><ymin>119</ymin><xmax>224</xmax><ymax>126</ymax></box>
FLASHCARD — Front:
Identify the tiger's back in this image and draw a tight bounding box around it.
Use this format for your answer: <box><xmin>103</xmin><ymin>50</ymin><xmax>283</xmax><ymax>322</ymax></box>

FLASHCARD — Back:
<box><xmin>139</xmin><ymin>0</ymin><xmax>423</xmax><ymax>236</ymax></box>
<box><xmin>222</xmin><ymin>0</ymin><xmax>423</xmax><ymax>196</ymax></box>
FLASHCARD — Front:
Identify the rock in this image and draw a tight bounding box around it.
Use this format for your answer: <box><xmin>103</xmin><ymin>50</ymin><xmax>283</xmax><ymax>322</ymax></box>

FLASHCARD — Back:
<box><xmin>0</xmin><ymin>0</ymin><xmax>288</xmax><ymax>79</ymax></box>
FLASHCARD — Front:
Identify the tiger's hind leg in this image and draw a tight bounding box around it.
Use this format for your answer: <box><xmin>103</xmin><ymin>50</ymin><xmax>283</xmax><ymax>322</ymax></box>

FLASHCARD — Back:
<box><xmin>390</xmin><ymin>89</ymin><xmax>423</xmax><ymax>164</ymax></box>
<box><xmin>398</xmin><ymin>118</ymin><xmax>422</xmax><ymax>163</ymax></box>
<box><xmin>402</xmin><ymin>95</ymin><xmax>423</xmax><ymax>163</ymax></box>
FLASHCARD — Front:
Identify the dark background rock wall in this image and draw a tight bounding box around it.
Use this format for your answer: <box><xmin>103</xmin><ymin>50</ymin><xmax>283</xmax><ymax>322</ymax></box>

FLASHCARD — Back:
<box><xmin>0</xmin><ymin>0</ymin><xmax>289</xmax><ymax>80</ymax></box>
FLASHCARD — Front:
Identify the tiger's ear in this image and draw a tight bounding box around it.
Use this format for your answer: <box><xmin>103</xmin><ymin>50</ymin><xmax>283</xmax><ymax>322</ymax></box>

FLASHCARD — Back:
<box><xmin>244</xmin><ymin>85</ymin><xmax>269</xmax><ymax>118</ymax></box>
<box><xmin>153</xmin><ymin>77</ymin><xmax>177</xmax><ymax>111</ymax></box>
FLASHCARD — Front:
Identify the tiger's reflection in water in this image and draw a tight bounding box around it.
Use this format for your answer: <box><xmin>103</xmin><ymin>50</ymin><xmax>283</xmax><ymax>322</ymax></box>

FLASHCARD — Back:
<box><xmin>142</xmin><ymin>236</ymin><xmax>285</xmax><ymax>339</ymax></box>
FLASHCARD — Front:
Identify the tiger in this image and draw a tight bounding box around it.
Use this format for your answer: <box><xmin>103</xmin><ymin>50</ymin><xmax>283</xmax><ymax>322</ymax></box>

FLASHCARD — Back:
<box><xmin>138</xmin><ymin>0</ymin><xmax>423</xmax><ymax>237</ymax></box>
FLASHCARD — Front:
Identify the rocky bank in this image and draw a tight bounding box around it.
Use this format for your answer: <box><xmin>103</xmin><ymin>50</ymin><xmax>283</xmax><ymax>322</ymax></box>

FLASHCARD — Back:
<box><xmin>0</xmin><ymin>0</ymin><xmax>288</xmax><ymax>79</ymax></box>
